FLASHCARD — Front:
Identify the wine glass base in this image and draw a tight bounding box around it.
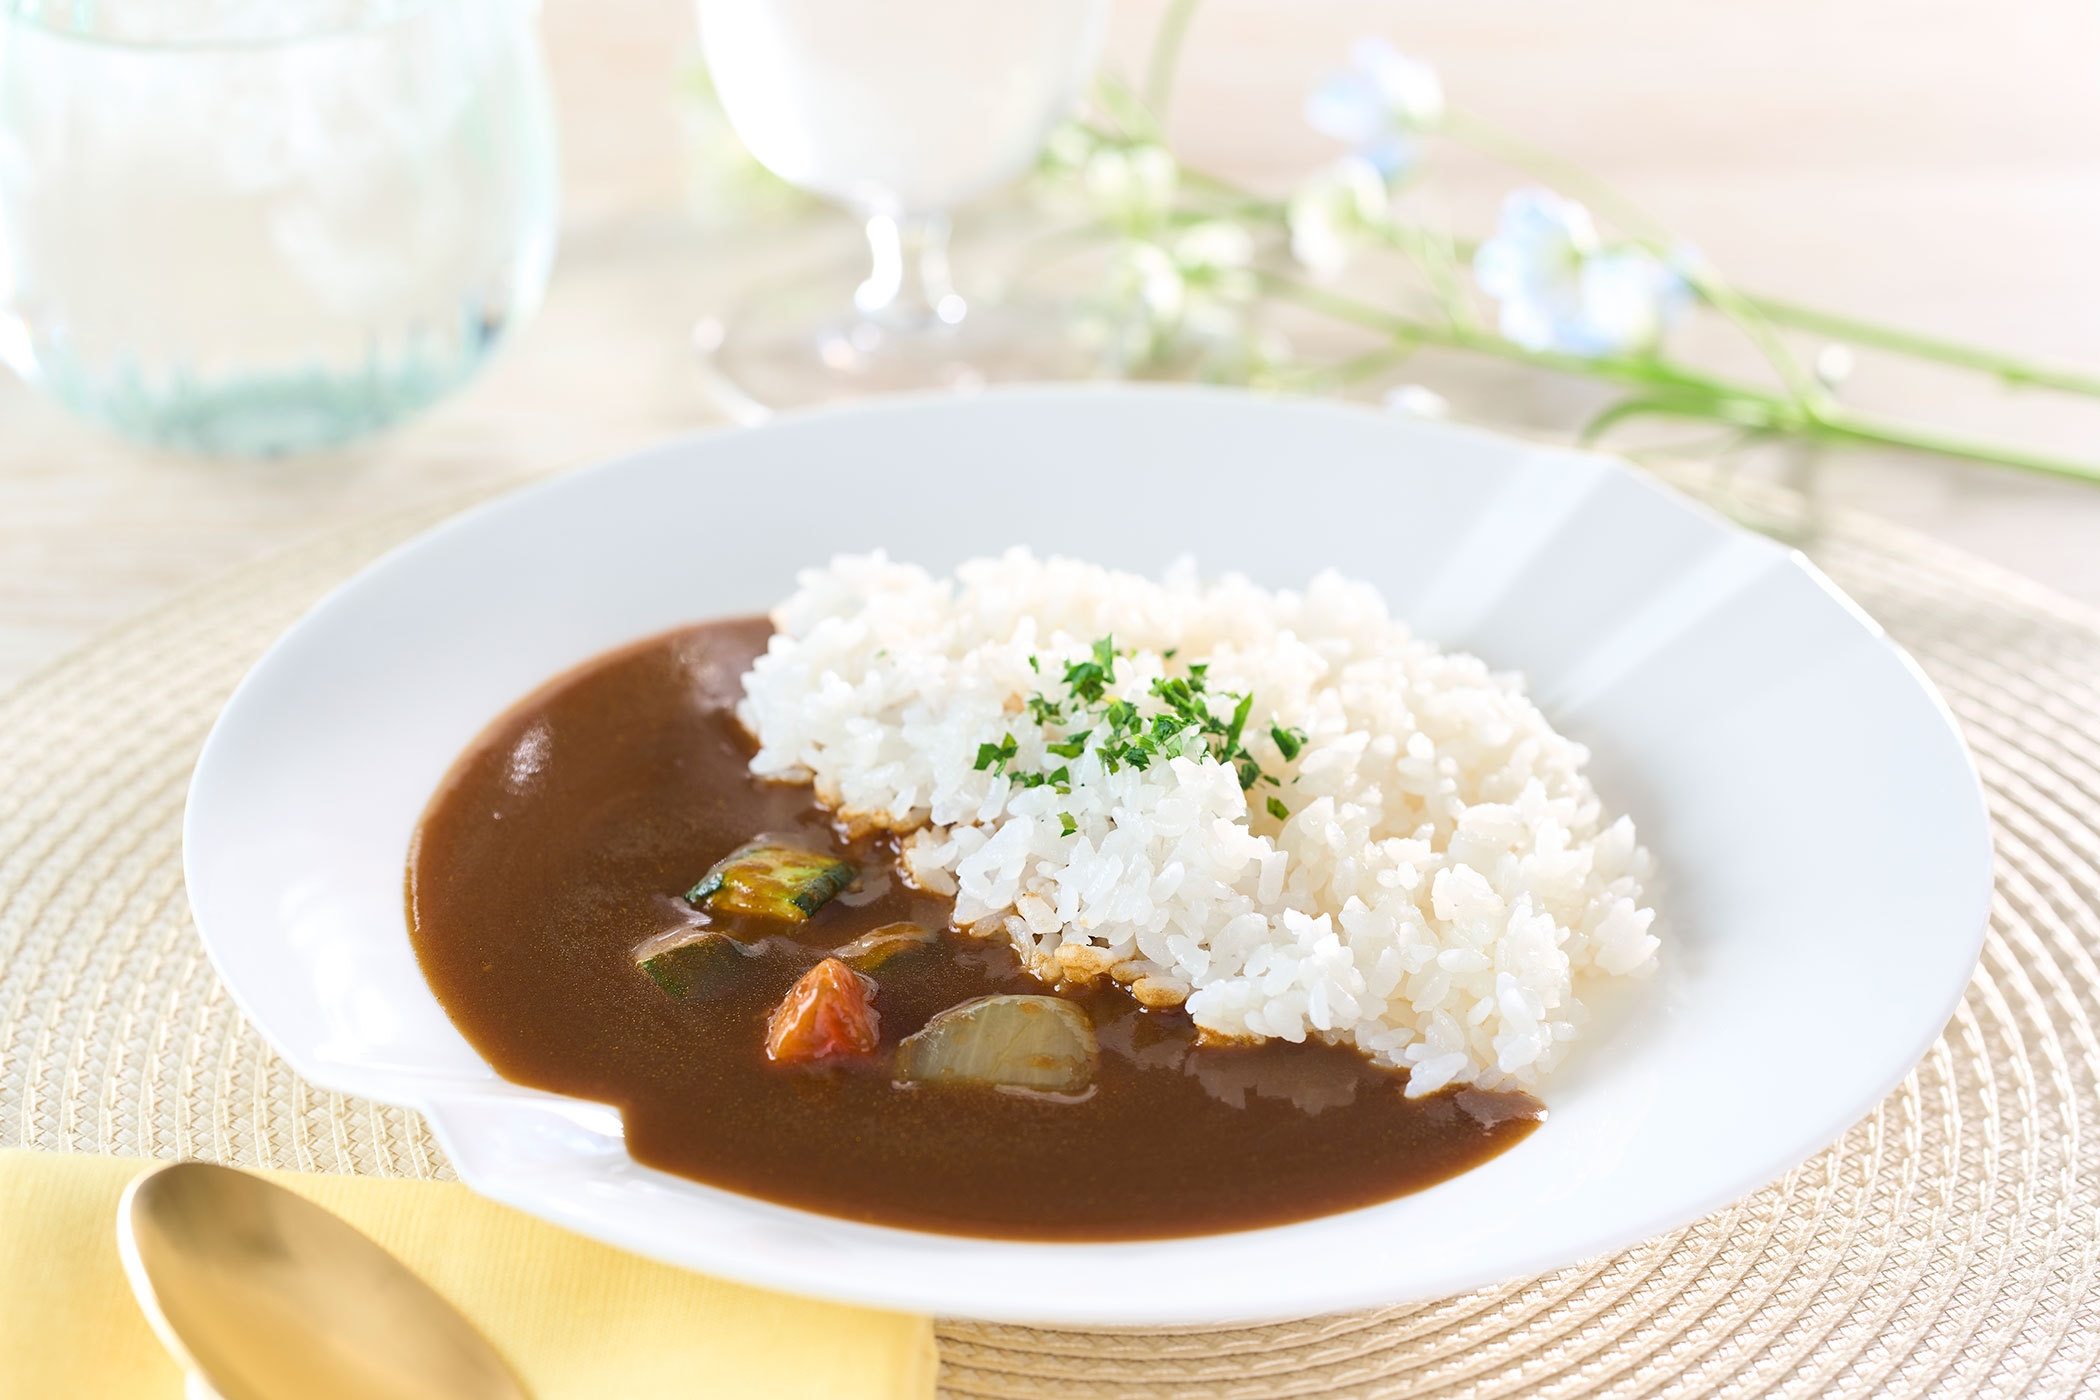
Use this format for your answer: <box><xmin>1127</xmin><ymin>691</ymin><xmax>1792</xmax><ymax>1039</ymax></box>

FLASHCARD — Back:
<box><xmin>694</xmin><ymin>267</ymin><xmax>1095</xmax><ymax>423</ymax></box>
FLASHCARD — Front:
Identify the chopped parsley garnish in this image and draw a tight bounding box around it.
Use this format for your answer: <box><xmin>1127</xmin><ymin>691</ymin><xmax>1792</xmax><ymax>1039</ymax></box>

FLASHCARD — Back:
<box><xmin>985</xmin><ymin>638</ymin><xmax>1307</xmax><ymax>807</ymax></box>
<box><xmin>1059</xmin><ymin>812</ymin><xmax>1078</xmax><ymax>836</ymax></box>
<box><xmin>972</xmin><ymin>732</ymin><xmax>1019</xmax><ymax>774</ymax></box>
<box><xmin>1045</xmin><ymin>731</ymin><xmax>1090</xmax><ymax>759</ymax></box>
<box><xmin>1267</xmin><ymin>796</ymin><xmax>1291</xmax><ymax>821</ymax></box>
<box><xmin>1060</xmin><ymin>635</ymin><xmax>1120</xmax><ymax>705</ymax></box>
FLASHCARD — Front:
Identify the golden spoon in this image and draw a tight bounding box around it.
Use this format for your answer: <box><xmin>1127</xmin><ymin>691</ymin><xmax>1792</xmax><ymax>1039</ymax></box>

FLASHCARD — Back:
<box><xmin>117</xmin><ymin>1161</ymin><xmax>529</xmax><ymax>1400</ymax></box>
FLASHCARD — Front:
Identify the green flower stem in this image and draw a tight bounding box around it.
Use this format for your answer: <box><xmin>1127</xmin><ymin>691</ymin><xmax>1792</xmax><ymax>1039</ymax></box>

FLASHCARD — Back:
<box><xmin>1436</xmin><ymin>110</ymin><xmax>1667</xmax><ymax>249</ymax></box>
<box><xmin>1261</xmin><ymin>272</ymin><xmax>2100</xmax><ymax>484</ymax></box>
<box><xmin>1738</xmin><ymin>296</ymin><xmax>2100</xmax><ymax>398</ymax></box>
<box><xmin>1143</xmin><ymin>0</ymin><xmax>1205</xmax><ymax>132</ymax></box>
<box><xmin>1372</xmin><ymin>214</ymin><xmax>2100</xmax><ymax>401</ymax></box>
<box><xmin>1173</xmin><ymin>167</ymin><xmax>1289</xmax><ymax>220</ymax></box>
<box><xmin>1262</xmin><ymin>272</ymin><xmax>1785</xmax><ymax>409</ymax></box>
<box><xmin>1805</xmin><ymin>409</ymin><xmax>2100</xmax><ymax>485</ymax></box>
<box><xmin>1375</xmin><ymin>223</ymin><xmax>1476</xmax><ymax>329</ymax></box>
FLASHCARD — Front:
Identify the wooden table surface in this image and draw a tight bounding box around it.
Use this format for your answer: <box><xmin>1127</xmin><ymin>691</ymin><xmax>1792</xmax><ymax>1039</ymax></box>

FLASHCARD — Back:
<box><xmin>6</xmin><ymin>0</ymin><xmax>2098</xmax><ymax>689</ymax></box>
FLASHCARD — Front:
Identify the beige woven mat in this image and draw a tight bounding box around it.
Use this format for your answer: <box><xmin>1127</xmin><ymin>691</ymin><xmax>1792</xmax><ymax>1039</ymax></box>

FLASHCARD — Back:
<box><xmin>3</xmin><ymin>476</ymin><xmax>2097</xmax><ymax>1398</ymax></box>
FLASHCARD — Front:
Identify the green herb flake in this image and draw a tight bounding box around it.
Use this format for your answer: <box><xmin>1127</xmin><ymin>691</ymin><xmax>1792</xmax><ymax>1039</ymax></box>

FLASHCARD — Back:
<box><xmin>1270</xmin><ymin>723</ymin><xmax>1307</xmax><ymax>762</ymax></box>
<box><xmin>973</xmin><ymin>732</ymin><xmax>1019</xmax><ymax>774</ymax></box>
<box><xmin>1059</xmin><ymin>813</ymin><xmax>1078</xmax><ymax>836</ymax></box>
<box><xmin>1225</xmin><ymin>692</ymin><xmax>1253</xmax><ymax>752</ymax></box>
<box><xmin>1267</xmin><ymin>796</ymin><xmax>1291</xmax><ymax>822</ymax></box>
<box><xmin>1061</xmin><ymin>637</ymin><xmax>1119</xmax><ymax>706</ymax></box>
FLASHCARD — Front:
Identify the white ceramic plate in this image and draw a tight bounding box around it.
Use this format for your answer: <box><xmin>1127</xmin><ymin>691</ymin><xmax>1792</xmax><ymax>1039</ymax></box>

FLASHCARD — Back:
<box><xmin>184</xmin><ymin>386</ymin><xmax>1990</xmax><ymax>1325</ymax></box>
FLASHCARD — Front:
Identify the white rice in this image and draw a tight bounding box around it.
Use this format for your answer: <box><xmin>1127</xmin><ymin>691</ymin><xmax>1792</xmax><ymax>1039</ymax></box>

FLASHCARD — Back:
<box><xmin>737</xmin><ymin>550</ymin><xmax>1658</xmax><ymax>1096</ymax></box>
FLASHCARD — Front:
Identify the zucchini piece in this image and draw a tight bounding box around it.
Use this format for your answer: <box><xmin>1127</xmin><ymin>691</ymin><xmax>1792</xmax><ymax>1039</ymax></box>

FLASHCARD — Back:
<box><xmin>685</xmin><ymin>839</ymin><xmax>855</xmax><ymax>923</ymax></box>
<box><xmin>832</xmin><ymin>922</ymin><xmax>941</xmax><ymax>973</ymax></box>
<box><xmin>637</xmin><ymin>929</ymin><xmax>754</xmax><ymax>1001</ymax></box>
<box><xmin>895</xmin><ymin>995</ymin><xmax>1097</xmax><ymax>1094</ymax></box>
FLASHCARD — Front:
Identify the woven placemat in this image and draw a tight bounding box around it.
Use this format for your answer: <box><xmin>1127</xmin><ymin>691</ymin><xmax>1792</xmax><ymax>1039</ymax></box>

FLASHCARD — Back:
<box><xmin>3</xmin><ymin>474</ymin><xmax>2097</xmax><ymax>1398</ymax></box>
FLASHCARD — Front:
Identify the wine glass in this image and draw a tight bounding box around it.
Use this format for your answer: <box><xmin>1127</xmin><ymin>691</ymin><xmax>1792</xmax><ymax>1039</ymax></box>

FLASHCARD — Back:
<box><xmin>693</xmin><ymin>0</ymin><xmax>1109</xmax><ymax>418</ymax></box>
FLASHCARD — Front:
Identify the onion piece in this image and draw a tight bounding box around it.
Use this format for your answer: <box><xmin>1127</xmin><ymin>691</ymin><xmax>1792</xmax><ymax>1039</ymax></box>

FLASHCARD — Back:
<box><xmin>895</xmin><ymin>995</ymin><xmax>1097</xmax><ymax>1094</ymax></box>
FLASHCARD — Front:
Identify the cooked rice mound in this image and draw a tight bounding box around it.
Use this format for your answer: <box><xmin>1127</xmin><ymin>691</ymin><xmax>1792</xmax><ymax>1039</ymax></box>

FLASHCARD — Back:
<box><xmin>738</xmin><ymin>550</ymin><xmax>1658</xmax><ymax>1096</ymax></box>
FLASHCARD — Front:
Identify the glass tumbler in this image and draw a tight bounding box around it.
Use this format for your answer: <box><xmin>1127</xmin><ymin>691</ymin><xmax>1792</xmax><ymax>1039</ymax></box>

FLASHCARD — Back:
<box><xmin>0</xmin><ymin>0</ymin><xmax>558</xmax><ymax>456</ymax></box>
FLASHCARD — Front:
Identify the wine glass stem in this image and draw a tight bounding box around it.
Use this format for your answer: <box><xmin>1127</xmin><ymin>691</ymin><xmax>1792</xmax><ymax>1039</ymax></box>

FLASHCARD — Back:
<box><xmin>854</xmin><ymin>213</ymin><xmax>965</xmax><ymax>330</ymax></box>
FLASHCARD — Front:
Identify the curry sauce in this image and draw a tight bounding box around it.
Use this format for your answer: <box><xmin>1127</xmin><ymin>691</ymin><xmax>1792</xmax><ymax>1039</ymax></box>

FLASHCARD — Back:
<box><xmin>408</xmin><ymin>618</ymin><xmax>1542</xmax><ymax>1240</ymax></box>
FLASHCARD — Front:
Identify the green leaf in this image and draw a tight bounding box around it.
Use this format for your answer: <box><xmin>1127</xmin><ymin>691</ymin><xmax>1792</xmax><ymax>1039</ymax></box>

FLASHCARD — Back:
<box><xmin>1225</xmin><ymin>691</ymin><xmax>1254</xmax><ymax>753</ymax></box>
<box><xmin>973</xmin><ymin>732</ymin><xmax>1019</xmax><ymax>774</ymax></box>
<box><xmin>1266</xmin><ymin>796</ymin><xmax>1290</xmax><ymax>822</ymax></box>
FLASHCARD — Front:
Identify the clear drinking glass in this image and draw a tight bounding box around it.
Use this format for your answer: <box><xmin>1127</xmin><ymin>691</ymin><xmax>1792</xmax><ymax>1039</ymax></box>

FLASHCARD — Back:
<box><xmin>0</xmin><ymin>0</ymin><xmax>558</xmax><ymax>456</ymax></box>
<box><xmin>693</xmin><ymin>0</ymin><xmax>1108</xmax><ymax>418</ymax></box>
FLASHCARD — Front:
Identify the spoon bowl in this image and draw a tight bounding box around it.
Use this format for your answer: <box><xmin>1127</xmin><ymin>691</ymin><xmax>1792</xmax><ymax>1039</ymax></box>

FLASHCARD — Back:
<box><xmin>117</xmin><ymin>1161</ymin><xmax>528</xmax><ymax>1400</ymax></box>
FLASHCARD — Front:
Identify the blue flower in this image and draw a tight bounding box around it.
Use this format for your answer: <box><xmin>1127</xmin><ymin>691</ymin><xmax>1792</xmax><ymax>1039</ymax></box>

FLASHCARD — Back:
<box><xmin>1471</xmin><ymin>189</ymin><xmax>1690</xmax><ymax>356</ymax></box>
<box><xmin>1305</xmin><ymin>37</ymin><xmax>1443</xmax><ymax>181</ymax></box>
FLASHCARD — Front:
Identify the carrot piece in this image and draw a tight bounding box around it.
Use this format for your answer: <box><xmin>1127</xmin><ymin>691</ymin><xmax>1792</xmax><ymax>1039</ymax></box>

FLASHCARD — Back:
<box><xmin>765</xmin><ymin>957</ymin><xmax>880</xmax><ymax>1063</ymax></box>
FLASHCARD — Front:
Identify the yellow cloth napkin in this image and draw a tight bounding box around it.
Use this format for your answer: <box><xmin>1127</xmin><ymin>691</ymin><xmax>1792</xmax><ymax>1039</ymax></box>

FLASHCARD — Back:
<box><xmin>0</xmin><ymin>1149</ymin><xmax>936</xmax><ymax>1400</ymax></box>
